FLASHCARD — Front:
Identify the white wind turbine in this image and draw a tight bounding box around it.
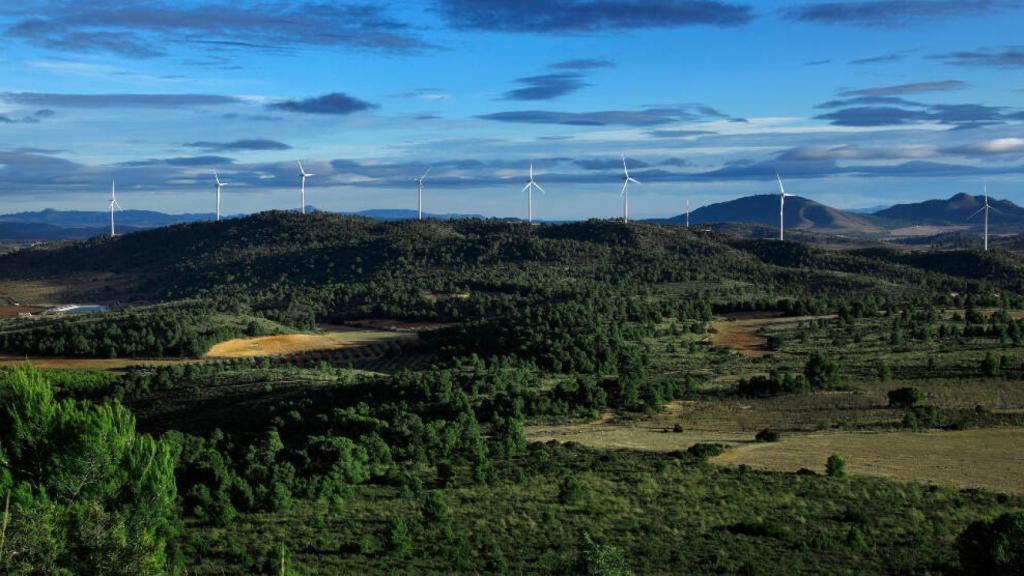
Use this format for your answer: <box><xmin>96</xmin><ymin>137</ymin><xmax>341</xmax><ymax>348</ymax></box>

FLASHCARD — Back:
<box><xmin>777</xmin><ymin>173</ymin><xmax>793</xmax><ymax>241</ymax></box>
<box><xmin>685</xmin><ymin>198</ymin><xmax>690</xmax><ymax>228</ymax></box>
<box><xmin>620</xmin><ymin>155</ymin><xmax>640</xmax><ymax>223</ymax></box>
<box><xmin>213</xmin><ymin>169</ymin><xmax>225</xmax><ymax>221</ymax></box>
<box><xmin>109</xmin><ymin>180</ymin><xmax>123</xmax><ymax>237</ymax></box>
<box><xmin>521</xmin><ymin>162</ymin><xmax>545</xmax><ymax>223</ymax></box>
<box><xmin>968</xmin><ymin>185</ymin><xmax>992</xmax><ymax>251</ymax></box>
<box><xmin>297</xmin><ymin>161</ymin><xmax>314</xmax><ymax>214</ymax></box>
<box><xmin>414</xmin><ymin>168</ymin><xmax>431</xmax><ymax>220</ymax></box>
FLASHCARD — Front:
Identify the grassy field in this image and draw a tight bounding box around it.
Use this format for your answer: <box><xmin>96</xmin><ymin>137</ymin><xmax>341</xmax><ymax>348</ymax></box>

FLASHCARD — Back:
<box><xmin>714</xmin><ymin>428</ymin><xmax>1024</xmax><ymax>494</ymax></box>
<box><xmin>204</xmin><ymin>325</ymin><xmax>411</xmax><ymax>358</ymax></box>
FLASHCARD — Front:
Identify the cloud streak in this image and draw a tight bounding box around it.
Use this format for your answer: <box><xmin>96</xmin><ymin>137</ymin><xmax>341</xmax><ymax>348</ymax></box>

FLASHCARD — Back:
<box><xmin>436</xmin><ymin>0</ymin><xmax>754</xmax><ymax>32</ymax></box>
<box><xmin>838</xmin><ymin>80</ymin><xmax>966</xmax><ymax>97</ymax></box>
<box><xmin>785</xmin><ymin>1</ymin><xmax>1022</xmax><ymax>27</ymax></box>
<box><xmin>2</xmin><ymin>1</ymin><xmax>431</xmax><ymax>59</ymax></box>
<box><xmin>183</xmin><ymin>139</ymin><xmax>292</xmax><ymax>152</ymax></box>
<box><xmin>501</xmin><ymin>73</ymin><xmax>590</xmax><ymax>101</ymax></box>
<box><xmin>267</xmin><ymin>93</ymin><xmax>378</xmax><ymax>115</ymax></box>
<box><xmin>1</xmin><ymin>92</ymin><xmax>241</xmax><ymax>108</ymax></box>
<box><xmin>479</xmin><ymin>104</ymin><xmax>730</xmax><ymax>126</ymax></box>
<box><xmin>930</xmin><ymin>46</ymin><xmax>1024</xmax><ymax>68</ymax></box>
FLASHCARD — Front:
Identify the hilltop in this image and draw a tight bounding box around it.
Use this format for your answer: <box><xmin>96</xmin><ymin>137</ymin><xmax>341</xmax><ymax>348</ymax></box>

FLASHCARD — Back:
<box><xmin>873</xmin><ymin>193</ymin><xmax>1024</xmax><ymax>227</ymax></box>
<box><xmin>660</xmin><ymin>194</ymin><xmax>883</xmax><ymax>236</ymax></box>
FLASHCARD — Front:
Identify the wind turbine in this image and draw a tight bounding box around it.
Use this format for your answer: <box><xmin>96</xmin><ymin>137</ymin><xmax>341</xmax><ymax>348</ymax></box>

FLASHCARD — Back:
<box><xmin>685</xmin><ymin>198</ymin><xmax>690</xmax><ymax>228</ymax></box>
<box><xmin>108</xmin><ymin>180</ymin><xmax>123</xmax><ymax>237</ymax></box>
<box><xmin>297</xmin><ymin>161</ymin><xmax>314</xmax><ymax>214</ymax></box>
<box><xmin>521</xmin><ymin>162</ymin><xmax>545</xmax><ymax>223</ymax></box>
<box><xmin>621</xmin><ymin>155</ymin><xmax>640</xmax><ymax>223</ymax></box>
<box><xmin>213</xmin><ymin>169</ymin><xmax>224</xmax><ymax>221</ymax></box>
<box><xmin>414</xmin><ymin>168</ymin><xmax>430</xmax><ymax>220</ymax></box>
<box><xmin>777</xmin><ymin>173</ymin><xmax>793</xmax><ymax>241</ymax></box>
<box><xmin>968</xmin><ymin>186</ymin><xmax>991</xmax><ymax>251</ymax></box>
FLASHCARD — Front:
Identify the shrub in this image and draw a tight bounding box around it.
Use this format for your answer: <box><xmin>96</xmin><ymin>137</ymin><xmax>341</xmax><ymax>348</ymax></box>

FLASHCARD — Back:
<box><xmin>804</xmin><ymin>352</ymin><xmax>842</xmax><ymax>389</ymax></box>
<box><xmin>386</xmin><ymin>518</ymin><xmax>412</xmax><ymax>558</ymax></box>
<box><xmin>421</xmin><ymin>490</ymin><xmax>450</xmax><ymax>523</ymax></box>
<box><xmin>577</xmin><ymin>532</ymin><xmax>633</xmax><ymax>576</ymax></box>
<box><xmin>982</xmin><ymin>352</ymin><xmax>1001</xmax><ymax>377</ymax></box>
<box><xmin>755</xmin><ymin>429</ymin><xmax>780</xmax><ymax>442</ymax></box>
<box><xmin>888</xmin><ymin>387</ymin><xmax>925</xmax><ymax>408</ymax></box>
<box><xmin>558</xmin><ymin>474</ymin><xmax>585</xmax><ymax>505</ymax></box>
<box><xmin>826</xmin><ymin>454</ymin><xmax>846</xmax><ymax>478</ymax></box>
<box><xmin>687</xmin><ymin>443</ymin><xmax>726</xmax><ymax>461</ymax></box>
<box><xmin>737</xmin><ymin>371</ymin><xmax>808</xmax><ymax>396</ymax></box>
<box><xmin>957</xmin><ymin>510</ymin><xmax>1024</xmax><ymax>575</ymax></box>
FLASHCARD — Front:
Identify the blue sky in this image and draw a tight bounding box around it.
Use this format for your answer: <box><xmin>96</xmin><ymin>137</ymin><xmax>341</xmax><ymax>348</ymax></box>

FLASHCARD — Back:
<box><xmin>1</xmin><ymin>0</ymin><xmax>1022</xmax><ymax>220</ymax></box>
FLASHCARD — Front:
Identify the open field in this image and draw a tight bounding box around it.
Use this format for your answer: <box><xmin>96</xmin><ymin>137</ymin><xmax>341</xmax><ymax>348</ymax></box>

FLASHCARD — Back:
<box><xmin>709</xmin><ymin>313</ymin><xmax>836</xmax><ymax>357</ymax></box>
<box><xmin>204</xmin><ymin>325</ymin><xmax>412</xmax><ymax>358</ymax></box>
<box><xmin>713</xmin><ymin>427</ymin><xmax>1024</xmax><ymax>494</ymax></box>
<box><xmin>0</xmin><ymin>272</ymin><xmax>132</xmax><ymax>305</ymax></box>
<box><xmin>527</xmin><ymin>401</ymin><xmax>1024</xmax><ymax>493</ymax></box>
<box><xmin>887</xmin><ymin>224</ymin><xmax>969</xmax><ymax>237</ymax></box>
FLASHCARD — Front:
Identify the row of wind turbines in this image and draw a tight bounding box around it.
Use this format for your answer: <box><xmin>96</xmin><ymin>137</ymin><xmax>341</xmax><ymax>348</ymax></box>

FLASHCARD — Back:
<box><xmin>105</xmin><ymin>157</ymin><xmax>996</xmax><ymax>251</ymax></box>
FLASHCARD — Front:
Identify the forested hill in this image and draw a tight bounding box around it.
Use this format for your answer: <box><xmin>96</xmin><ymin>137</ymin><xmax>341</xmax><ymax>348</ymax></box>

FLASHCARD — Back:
<box><xmin>2</xmin><ymin>211</ymin><xmax>1022</xmax><ymax>319</ymax></box>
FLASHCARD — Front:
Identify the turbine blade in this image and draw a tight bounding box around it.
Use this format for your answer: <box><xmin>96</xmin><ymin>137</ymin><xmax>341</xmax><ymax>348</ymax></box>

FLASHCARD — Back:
<box><xmin>534</xmin><ymin>183</ymin><xmax>546</xmax><ymax>194</ymax></box>
<box><xmin>522</xmin><ymin>183</ymin><xmax>531</xmax><ymax>192</ymax></box>
<box><xmin>628</xmin><ymin>177</ymin><xmax>640</xmax><ymax>184</ymax></box>
<box><xmin>967</xmin><ymin>206</ymin><xmax>985</xmax><ymax>221</ymax></box>
<box><xmin>621</xmin><ymin>181</ymin><xmax>629</xmax><ymax>197</ymax></box>
<box><xmin>423</xmin><ymin>167</ymin><xmax>431</xmax><ymax>179</ymax></box>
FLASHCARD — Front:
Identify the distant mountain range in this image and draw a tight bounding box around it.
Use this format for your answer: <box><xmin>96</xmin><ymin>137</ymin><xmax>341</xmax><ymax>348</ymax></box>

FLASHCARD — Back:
<box><xmin>658</xmin><ymin>194</ymin><xmax>883</xmax><ymax>235</ymax></box>
<box><xmin>0</xmin><ymin>207</ymin><xmax>485</xmax><ymax>241</ymax></box>
<box><xmin>658</xmin><ymin>193</ymin><xmax>1024</xmax><ymax>237</ymax></box>
<box><xmin>2</xmin><ymin>193</ymin><xmax>1021</xmax><ymax>242</ymax></box>
<box><xmin>871</xmin><ymin>193</ymin><xmax>1024</xmax><ymax>226</ymax></box>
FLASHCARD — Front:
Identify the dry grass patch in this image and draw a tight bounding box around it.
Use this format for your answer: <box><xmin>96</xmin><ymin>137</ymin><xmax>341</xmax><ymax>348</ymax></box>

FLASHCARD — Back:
<box><xmin>204</xmin><ymin>325</ymin><xmax>411</xmax><ymax>358</ymax></box>
<box><xmin>709</xmin><ymin>313</ymin><xmax>835</xmax><ymax>358</ymax></box>
<box><xmin>713</xmin><ymin>427</ymin><xmax>1024</xmax><ymax>494</ymax></box>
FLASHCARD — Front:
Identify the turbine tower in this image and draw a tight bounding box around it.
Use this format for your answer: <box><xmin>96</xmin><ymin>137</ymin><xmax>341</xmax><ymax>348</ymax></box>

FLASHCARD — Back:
<box><xmin>620</xmin><ymin>155</ymin><xmax>640</xmax><ymax>223</ymax></box>
<box><xmin>521</xmin><ymin>162</ymin><xmax>545</xmax><ymax>223</ymax></box>
<box><xmin>213</xmin><ymin>169</ymin><xmax>224</xmax><ymax>221</ymax></box>
<box><xmin>685</xmin><ymin>198</ymin><xmax>690</xmax><ymax>228</ymax></box>
<box><xmin>414</xmin><ymin>168</ymin><xmax>431</xmax><ymax>220</ymax></box>
<box><xmin>777</xmin><ymin>173</ymin><xmax>793</xmax><ymax>241</ymax></box>
<box><xmin>969</xmin><ymin>186</ymin><xmax>992</xmax><ymax>251</ymax></box>
<box><xmin>108</xmin><ymin>180</ymin><xmax>123</xmax><ymax>237</ymax></box>
<box><xmin>297</xmin><ymin>161</ymin><xmax>314</xmax><ymax>214</ymax></box>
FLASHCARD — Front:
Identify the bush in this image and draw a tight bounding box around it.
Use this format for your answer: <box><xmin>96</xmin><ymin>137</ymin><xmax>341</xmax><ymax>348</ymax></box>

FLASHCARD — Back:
<box><xmin>687</xmin><ymin>443</ymin><xmax>726</xmax><ymax>461</ymax></box>
<box><xmin>983</xmin><ymin>352</ymin><xmax>1001</xmax><ymax>377</ymax></box>
<box><xmin>805</xmin><ymin>352</ymin><xmax>842</xmax><ymax>389</ymax></box>
<box><xmin>755</xmin><ymin>429</ymin><xmax>780</xmax><ymax>442</ymax></box>
<box><xmin>386</xmin><ymin>518</ymin><xmax>412</xmax><ymax>558</ymax></box>
<box><xmin>421</xmin><ymin>490</ymin><xmax>450</xmax><ymax>523</ymax></box>
<box><xmin>957</xmin><ymin>510</ymin><xmax>1024</xmax><ymax>575</ymax></box>
<box><xmin>558</xmin><ymin>474</ymin><xmax>585</xmax><ymax>505</ymax></box>
<box><xmin>577</xmin><ymin>532</ymin><xmax>633</xmax><ymax>576</ymax></box>
<box><xmin>737</xmin><ymin>371</ymin><xmax>809</xmax><ymax>396</ymax></box>
<box><xmin>888</xmin><ymin>387</ymin><xmax>925</xmax><ymax>408</ymax></box>
<box><xmin>826</xmin><ymin>454</ymin><xmax>846</xmax><ymax>478</ymax></box>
